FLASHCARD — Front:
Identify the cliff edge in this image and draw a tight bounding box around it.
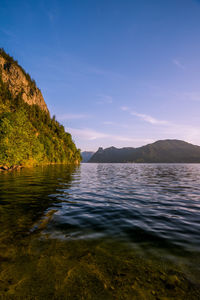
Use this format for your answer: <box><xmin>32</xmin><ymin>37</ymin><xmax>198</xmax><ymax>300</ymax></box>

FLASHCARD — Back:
<box><xmin>0</xmin><ymin>49</ymin><xmax>81</xmax><ymax>169</ymax></box>
<box><xmin>0</xmin><ymin>48</ymin><xmax>48</xmax><ymax>113</ymax></box>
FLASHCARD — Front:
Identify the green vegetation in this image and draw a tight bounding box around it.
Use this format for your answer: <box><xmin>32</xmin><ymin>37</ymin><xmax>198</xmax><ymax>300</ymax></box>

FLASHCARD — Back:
<box><xmin>0</xmin><ymin>68</ymin><xmax>81</xmax><ymax>167</ymax></box>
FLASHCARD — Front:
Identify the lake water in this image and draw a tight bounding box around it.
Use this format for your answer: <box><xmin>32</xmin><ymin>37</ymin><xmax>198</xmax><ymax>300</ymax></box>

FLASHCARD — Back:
<box><xmin>0</xmin><ymin>163</ymin><xmax>200</xmax><ymax>299</ymax></box>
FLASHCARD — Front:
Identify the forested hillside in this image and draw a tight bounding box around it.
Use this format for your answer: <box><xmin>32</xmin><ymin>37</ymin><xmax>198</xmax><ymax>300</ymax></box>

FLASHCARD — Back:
<box><xmin>0</xmin><ymin>49</ymin><xmax>81</xmax><ymax>168</ymax></box>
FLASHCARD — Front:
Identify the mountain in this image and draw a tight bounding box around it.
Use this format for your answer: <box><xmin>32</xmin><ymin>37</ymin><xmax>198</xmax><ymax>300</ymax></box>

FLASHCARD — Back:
<box><xmin>89</xmin><ymin>147</ymin><xmax>136</xmax><ymax>163</ymax></box>
<box><xmin>89</xmin><ymin>140</ymin><xmax>200</xmax><ymax>163</ymax></box>
<box><xmin>0</xmin><ymin>48</ymin><xmax>81</xmax><ymax>169</ymax></box>
<box><xmin>0</xmin><ymin>49</ymin><xmax>48</xmax><ymax>112</ymax></box>
<box><xmin>81</xmin><ymin>151</ymin><xmax>95</xmax><ymax>162</ymax></box>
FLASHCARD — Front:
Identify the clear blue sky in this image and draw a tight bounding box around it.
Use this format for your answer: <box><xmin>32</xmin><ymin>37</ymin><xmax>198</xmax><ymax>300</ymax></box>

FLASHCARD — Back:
<box><xmin>1</xmin><ymin>0</ymin><xmax>200</xmax><ymax>151</ymax></box>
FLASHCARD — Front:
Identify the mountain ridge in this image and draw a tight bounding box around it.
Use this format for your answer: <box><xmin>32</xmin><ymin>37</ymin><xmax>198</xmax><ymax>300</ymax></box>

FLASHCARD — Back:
<box><xmin>81</xmin><ymin>151</ymin><xmax>95</xmax><ymax>162</ymax></box>
<box><xmin>89</xmin><ymin>139</ymin><xmax>200</xmax><ymax>163</ymax></box>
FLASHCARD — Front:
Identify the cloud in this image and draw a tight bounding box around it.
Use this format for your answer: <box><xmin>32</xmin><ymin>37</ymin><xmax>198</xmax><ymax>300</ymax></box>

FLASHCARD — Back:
<box><xmin>102</xmin><ymin>121</ymin><xmax>129</xmax><ymax>128</ymax></box>
<box><xmin>173</xmin><ymin>59</ymin><xmax>185</xmax><ymax>69</ymax></box>
<box><xmin>120</xmin><ymin>107</ymin><xmax>169</xmax><ymax>125</ymax></box>
<box><xmin>160</xmin><ymin>123</ymin><xmax>200</xmax><ymax>146</ymax></box>
<box><xmin>96</xmin><ymin>94</ymin><xmax>113</xmax><ymax>104</ymax></box>
<box><xmin>67</xmin><ymin>127</ymin><xmax>153</xmax><ymax>144</ymax></box>
<box><xmin>103</xmin><ymin>121</ymin><xmax>115</xmax><ymax>125</ymax></box>
<box><xmin>47</xmin><ymin>11</ymin><xmax>55</xmax><ymax>23</ymax></box>
<box><xmin>120</xmin><ymin>106</ymin><xmax>129</xmax><ymax>111</ymax></box>
<box><xmin>87</xmin><ymin>67</ymin><xmax>124</xmax><ymax>79</ymax></box>
<box><xmin>182</xmin><ymin>92</ymin><xmax>200</xmax><ymax>102</ymax></box>
<box><xmin>58</xmin><ymin>113</ymin><xmax>89</xmax><ymax>120</ymax></box>
<box><xmin>0</xmin><ymin>28</ymin><xmax>16</xmax><ymax>39</ymax></box>
<box><xmin>113</xmin><ymin>136</ymin><xmax>152</xmax><ymax>143</ymax></box>
<box><xmin>130</xmin><ymin>112</ymin><xmax>169</xmax><ymax>125</ymax></box>
<box><xmin>67</xmin><ymin>128</ymin><xmax>108</xmax><ymax>140</ymax></box>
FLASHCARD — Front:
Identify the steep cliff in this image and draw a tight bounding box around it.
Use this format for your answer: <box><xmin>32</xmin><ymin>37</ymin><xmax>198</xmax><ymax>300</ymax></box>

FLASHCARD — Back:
<box><xmin>0</xmin><ymin>48</ymin><xmax>48</xmax><ymax>113</ymax></box>
<box><xmin>0</xmin><ymin>49</ymin><xmax>81</xmax><ymax>169</ymax></box>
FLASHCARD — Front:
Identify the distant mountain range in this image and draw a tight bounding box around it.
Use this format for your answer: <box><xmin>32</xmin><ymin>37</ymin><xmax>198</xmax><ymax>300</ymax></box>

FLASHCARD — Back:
<box><xmin>81</xmin><ymin>151</ymin><xmax>95</xmax><ymax>162</ymax></box>
<box><xmin>88</xmin><ymin>140</ymin><xmax>200</xmax><ymax>163</ymax></box>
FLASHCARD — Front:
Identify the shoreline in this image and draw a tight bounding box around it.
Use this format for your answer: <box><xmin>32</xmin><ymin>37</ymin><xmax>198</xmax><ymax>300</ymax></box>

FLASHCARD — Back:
<box><xmin>0</xmin><ymin>161</ymin><xmax>81</xmax><ymax>172</ymax></box>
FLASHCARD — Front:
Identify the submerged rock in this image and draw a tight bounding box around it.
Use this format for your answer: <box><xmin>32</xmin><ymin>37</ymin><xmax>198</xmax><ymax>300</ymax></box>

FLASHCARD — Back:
<box><xmin>0</xmin><ymin>165</ymin><xmax>22</xmax><ymax>171</ymax></box>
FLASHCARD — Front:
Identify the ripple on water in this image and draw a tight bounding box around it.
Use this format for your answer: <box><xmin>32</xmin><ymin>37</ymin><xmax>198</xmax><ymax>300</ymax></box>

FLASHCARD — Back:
<box><xmin>41</xmin><ymin>164</ymin><xmax>200</xmax><ymax>255</ymax></box>
<box><xmin>0</xmin><ymin>163</ymin><xmax>200</xmax><ymax>297</ymax></box>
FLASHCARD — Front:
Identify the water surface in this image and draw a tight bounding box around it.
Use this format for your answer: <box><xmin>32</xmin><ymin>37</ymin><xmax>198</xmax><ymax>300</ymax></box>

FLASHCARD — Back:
<box><xmin>0</xmin><ymin>163</ymin><xmax>200</xmax><ymax>299</ymax></box>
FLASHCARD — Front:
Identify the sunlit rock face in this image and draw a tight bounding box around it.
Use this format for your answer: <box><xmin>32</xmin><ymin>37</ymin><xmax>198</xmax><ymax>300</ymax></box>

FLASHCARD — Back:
<box><xmin>0</xmin><ymin>52</ymin><xmax>48</xmax><ymax>113</ymax></box>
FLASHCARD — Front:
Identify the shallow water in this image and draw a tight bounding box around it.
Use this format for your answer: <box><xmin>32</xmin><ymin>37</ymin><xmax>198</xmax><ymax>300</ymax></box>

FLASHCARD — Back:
<box><xmin>0</xmin><ymin>163</ymin><xmax>200</xmax><ymax>299</ymax></box>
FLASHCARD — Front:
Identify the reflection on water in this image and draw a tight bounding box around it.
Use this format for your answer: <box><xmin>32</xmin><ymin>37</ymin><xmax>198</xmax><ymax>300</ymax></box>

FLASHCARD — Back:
<box><xmin>47</xmin><ymin>164</ymin><xmax>200</xmax><ymax>253</ymax></box>
<box><xmin>0</xmin><ymin>165</ymin><xmax>77</xmax><ymax>243</ymax></box>
<box><xmin>0</xmin><ymin>164</ymin><xmax>200</xmax><ymax>299</ymax></box>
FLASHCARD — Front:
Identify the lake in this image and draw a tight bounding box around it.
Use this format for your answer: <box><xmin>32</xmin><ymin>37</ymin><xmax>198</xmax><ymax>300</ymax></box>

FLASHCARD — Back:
<box><xmin>0</xmin><ymin>163</ymin><xmax>200</xmax><ymax>299</ymax></box>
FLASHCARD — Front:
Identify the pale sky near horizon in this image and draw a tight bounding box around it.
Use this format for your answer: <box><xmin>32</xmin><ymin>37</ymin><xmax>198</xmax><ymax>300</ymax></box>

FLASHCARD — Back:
<box><xmin>1</xmin><ymin>0</ymin><xmax>200</xmax><ymax>151</ymax></box>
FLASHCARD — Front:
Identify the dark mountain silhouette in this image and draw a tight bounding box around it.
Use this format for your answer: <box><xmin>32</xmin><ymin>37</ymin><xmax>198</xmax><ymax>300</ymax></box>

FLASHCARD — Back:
<box><xmin>89</xmin><ymin>140</ymin><xmax>200</xmax><ymax>163</ymax></box>
<box><xmin>81</xmin><ymin>151</ymin><xmax>95</xmax><ymax>162</ymax></box>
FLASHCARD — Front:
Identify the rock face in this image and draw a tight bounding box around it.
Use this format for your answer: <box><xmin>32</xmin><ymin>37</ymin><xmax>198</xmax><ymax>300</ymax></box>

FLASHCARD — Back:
<box><xmin>0</xmin><ymin>50</ymin><xmax>48</xmax><ymax>113</ymax></box>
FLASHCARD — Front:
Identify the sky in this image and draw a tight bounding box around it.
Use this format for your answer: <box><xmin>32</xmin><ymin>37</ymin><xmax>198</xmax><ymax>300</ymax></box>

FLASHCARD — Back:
<box><xmin>1</xmin><ymin>0</ymin><xmax>200</xmax><ymax>151</ymax></box>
